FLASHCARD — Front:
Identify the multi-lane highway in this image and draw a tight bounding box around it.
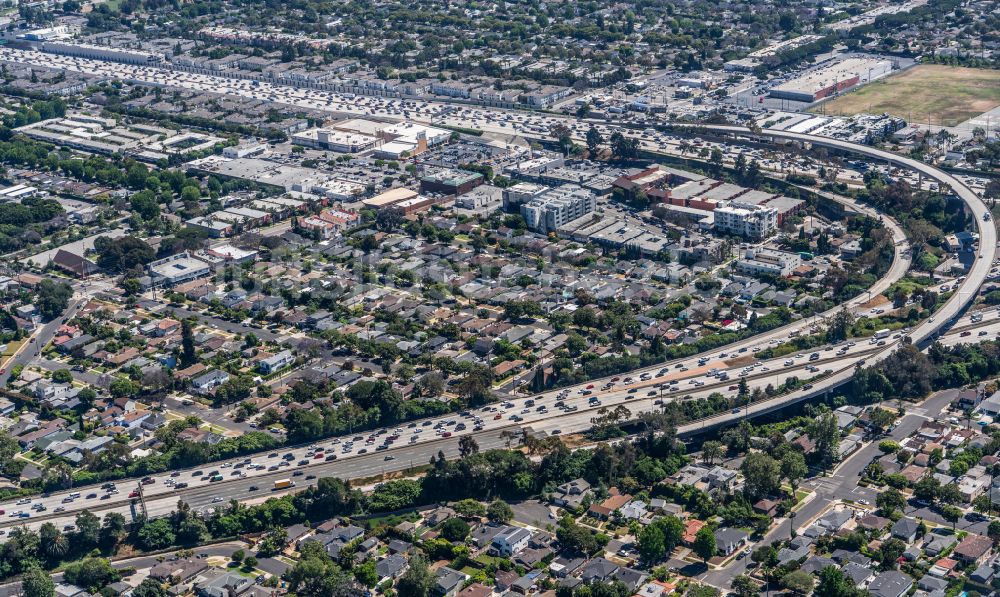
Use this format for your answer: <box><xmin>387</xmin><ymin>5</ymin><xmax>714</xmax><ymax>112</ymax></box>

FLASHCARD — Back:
<box><xmin>0</xmin><ymin>46</ymin><xmax>995</xmax><ymax>536</ymax></box>
<box><xmin>6</xmin><ymin>308</ymin><xmax>1000</xmax><ymax>536</ymax></box>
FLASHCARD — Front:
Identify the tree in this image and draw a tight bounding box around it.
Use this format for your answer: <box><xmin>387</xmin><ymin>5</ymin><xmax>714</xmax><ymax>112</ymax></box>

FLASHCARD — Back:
<box><xmin>638</xmin><ymin>524</ymin><xmax>666</xmax><ymax>562</ymax></box>
<box><xmin>355</xmin><ymin>560</ymin><xmax>378</xmax><ymax>588</ymax></box>
<box><xmin>131</xmin><ymin>579</ymin><xmax>168</xmax><ymax>597</ymax></box>
<box><xmin>586</xmin><ymin>126</ymin><xmax>604</xmax><ymax>155</ymax></box>
<box><xmin>701</xmin><ymin>441</ymin><xmax>723</xmax><ymax>465</ymax></box>
<box><xmin>557</xmin><ymin>518</ymin><xmax>599</xmax><ymax>555</ymax></box>
<box><xmin>63</xmin><ymin>557</ymin><xmax>119</xmax><ymax>591</ymax></box>
<box><xmin>988</xmin><ymin>519</ymin><xmax>1000</xmax><ymax>543</ymax></box>
<box><xmin>913</xmin><ymin>475</ymin><xmax>940</xmax><ymax>504</ymax></box>
<box><xmin>808</xmin><ymin>412</ymin><xmax>840</xmax><ymax>469</ymax></box>
<box><xmin>938</xmin><ymin>483</ymin><xmax>963</xmax><ymax>506</ymax></box>
<box><xmin>397</xmin><ymin>556</ymin><xmax>433</xmax><ymax>597</ymax></box>
<box><xmin>731</xmin><ymin>575</ymin><xmax>759</xmax><ymax>597</ymax></box>
<box><xmin>877</xmin><ymin>538</ymin><xmax>906</xmax><ymax>567</ymax></box>
<box><xmin>257</xmin><ymin>528</ymin><xmax>288</xmax><ymax>557</ymax></box>
<box><xmin>876</xmin><ymin>487</ymin><xmax>906</xmax><ymax>517</ymax></box>
<box><xmin>36</xmin><ymin>279</ymin><xmax>73</xmax><ymax>320</ymax></box>
<box><xmin>722</xmin><ymin>421</ymin><xmax>752</xmax><ymax>454</ymax></box>
<box><xmin>95</xmin><ymin>235</ymin><xmax>154</xmax><ymax>272</ymax></box>
<box><xmin>815</xmin><ymin>566</ymin><xmax>859</xmax><ymax>597</ymax></box>
<box><xmin>452</xmin><ymin>499</ymin><xmax>486</xmax><ymax>519</ymax></box>
<box><xmin>780</xmin><ymin>570</ymin><xmax>814</xmax><ymax>595</ymax></box>
<box><xmin>459</xmin><ymin>435</ymin><xmax>479</xmax><ymax>458</ymax></box>
<box><xmin>21</xmin><ymin>563</ymin><xmax>55</xmax><ymax>597</ymax></box>
<box><xmin>181</xmin><ymin>318</ymin><xmax>196</xmax><ymax>365</ymax></box>
<box><xmin>52</xmin><ymin>369</ymin><xmax>73</xmax><ymax>384</ymax></box>
<box><xmin>440</xmin><ymin>518</ymin><xmax>470</xmax><ymax>542</ymax></box>
<box><xmin>692</xmin><ymin>526</ymin><xmax>716</xmax><ymax>562</ymax></box>
<box><xmin>74</xmin><ymin>510</ymin><xmax>101</xmax><ymax>550</ymax></box>
<box><xmin>487</xmin><ymin>499</ymin><xmax>514</xmax><ymax>524</ymax></box>
<box><xmin>100</xmin><ymin>512</ymin><xmax>128</xmax><ymax>550</ymax></box>
<box><xmin>234</xmin><ymin>557</ymin><xmax>254</xmax><ymax>574</ymax></box>
<box><xmin>415</xmin><ymin>372</ymin><xmax>445</xmax><ymax>396</ymax></box>
<box><xmin>941</xmin><ymin>505</ymin><xmax>962</xmax><ymax>530</ymax></box>
<box><xmin>138</xmin><ymin>518</ymin><xmax>175</xmax><ymax>550</ymax></box>
<box><xmin>741</xmin><ymin>452</ymin><xmax>781</xmax><ymax>502</ymax></box>
<box><xmin>780</xmin><ymin>450</ymin><xmax>807</xmax><ymax>490</ymax></box>
<box><xmin>869</xmin><ymin>408</ymin><xmax>897</xmax><ymax>435</ymax></box>
<box><xmin>39</xmin><ymin>522</ymin><xmax>69</xmax><ymax>564</ymax></box>
<box><xmin>609</xmin><ymin>131</ymin><xmax>640</xmax><ymax>161</ymax></box>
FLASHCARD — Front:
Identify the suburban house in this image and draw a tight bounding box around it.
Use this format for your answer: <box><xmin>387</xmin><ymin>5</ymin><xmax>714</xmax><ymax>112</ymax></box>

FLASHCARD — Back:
<box><xmin>491</xmin><ymin>527</ymin><xmax>532</xmax><ymax>557</ymax></box>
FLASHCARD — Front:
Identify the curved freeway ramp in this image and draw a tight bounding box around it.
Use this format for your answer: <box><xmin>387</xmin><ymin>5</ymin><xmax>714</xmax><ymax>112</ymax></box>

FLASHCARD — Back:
<box><xmin>675</xmin><ymin>125</ymin><xmax>996</xmax><ymax>437</ymax></box>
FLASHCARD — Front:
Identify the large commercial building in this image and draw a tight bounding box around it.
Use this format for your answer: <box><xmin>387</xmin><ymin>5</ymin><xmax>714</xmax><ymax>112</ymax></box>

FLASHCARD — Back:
<box><xmin>146</xmin><ymin>252</ymin><xmax>211</xmax><ymax>288</ymax></box>
<box><xmin>769</xmin><ymin>57</ymin><xmax>894</xmax><ymax>103</ymax></box>
<box><xmin>520</xmin><ymin>185</ymin><xmax>595</xmax><ymax>233</ymax></box>
<box><xmin>38</xmin><ymin>41</ymin><xmax>164</xmax><ymax>65</ymax></box>
<box><xmin>419</xmin><ymin>168</ymin><xmax>484</xmax><ymax>196</ymax></box>
<box><xmin>291</xmin><ymin>128</ymin><xmax>378</xmax><ymax>153</ymax></box>
<box><xmin>16</xmin><ymin>114</ymin><xmax>222</xmax><ymax>159</ymax></box>
<box><xmin>714</xmin><ymin>202</ymin><xmax>778</xmax><ymax>240</ymax></box>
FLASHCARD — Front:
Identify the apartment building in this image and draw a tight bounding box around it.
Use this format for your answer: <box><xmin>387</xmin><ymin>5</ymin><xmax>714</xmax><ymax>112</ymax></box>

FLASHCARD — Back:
<box><xmin>520</xmin><ymin>185</ymin><xmax>595</xmax><ymax>233</ymax></box>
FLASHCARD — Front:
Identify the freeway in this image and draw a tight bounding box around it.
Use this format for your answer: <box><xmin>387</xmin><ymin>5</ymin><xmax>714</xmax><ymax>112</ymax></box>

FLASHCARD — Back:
<box><xmin>0</xmin><ymin>47</ymin><xmax>994</xmax><ymax>534</ymax></box>
<box><xmin>4</xmin><ymin>311</ymin><xmax>998</xmax><ymax>535</ymax></box>
<box><xmin>671</xmin><ymin>124</ymin><xmax>996</xmax><ymax>435</ymax></box>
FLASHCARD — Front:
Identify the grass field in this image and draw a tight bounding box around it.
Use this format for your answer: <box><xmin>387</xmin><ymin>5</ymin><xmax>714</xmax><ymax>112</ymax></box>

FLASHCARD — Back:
<box><xmin>814</xmin><ymin>65</ymin><xmax>1000</xmax><ymax>127</ymax></box>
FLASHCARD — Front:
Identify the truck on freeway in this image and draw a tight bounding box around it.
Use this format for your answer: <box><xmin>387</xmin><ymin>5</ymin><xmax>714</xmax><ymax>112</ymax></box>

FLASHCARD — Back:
<box><xmin>873</xmin><ymin>329</ymin><xmax>891</xmax><ymax>340</ymax></box>
<box><xmin>274</xmin><ymin>479</ymin><xmax>295</xmax><ymax>490</ymax></box>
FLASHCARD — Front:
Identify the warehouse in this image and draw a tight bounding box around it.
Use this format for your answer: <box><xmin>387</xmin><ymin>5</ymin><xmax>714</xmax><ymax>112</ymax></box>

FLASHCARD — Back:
<box><xmin>769</xmin><ymin>57</ymin><xmax>894</xmax><ymax>103</ymax></box>
<box><xmin>362</xmin><ymin>187</ymin><xmax>419</xmax><ymax>210</ymax></box>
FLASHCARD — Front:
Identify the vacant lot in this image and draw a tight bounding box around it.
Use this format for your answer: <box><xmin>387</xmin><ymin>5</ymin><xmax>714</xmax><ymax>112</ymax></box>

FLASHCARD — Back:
<box><xmin>816</xmin><ymin>65</ymin><xmax>1000</xmax><ymax>126</ymax></box>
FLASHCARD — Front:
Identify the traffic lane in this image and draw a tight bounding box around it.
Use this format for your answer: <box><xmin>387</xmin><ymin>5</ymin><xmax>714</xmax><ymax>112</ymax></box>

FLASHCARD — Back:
<box><xmin>0</xmin><ymin>300</ymin><xmax>82</xmax><ymax>385</ymax></box>
<box><xmin>0</xmin><ymin>312</ymin><xmax>966</xmax><ymax>528</ymax></box>
<box><xmin>0</xmin><ymin>342</ymin><xmax>876</xmax><ymax>522</ymax></box>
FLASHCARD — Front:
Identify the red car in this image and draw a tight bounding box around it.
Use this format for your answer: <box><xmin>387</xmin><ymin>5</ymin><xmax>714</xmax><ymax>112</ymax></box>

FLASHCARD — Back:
<box><xmin>586</xmin><ymin>384</ymin><xmax>594</xmax><ymax>389</ymax></box>
<box><xmin>442</xmin><ymin>432</ymin><xmax>452</xmax><ymax>438</ymax></box>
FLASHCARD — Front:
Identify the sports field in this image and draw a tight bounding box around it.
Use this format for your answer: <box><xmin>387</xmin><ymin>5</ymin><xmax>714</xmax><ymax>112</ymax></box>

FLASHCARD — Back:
<box><xmin>815</xmin><ymin>65</ymin><xmax>1000</xmax><ymax>127</ymax></box>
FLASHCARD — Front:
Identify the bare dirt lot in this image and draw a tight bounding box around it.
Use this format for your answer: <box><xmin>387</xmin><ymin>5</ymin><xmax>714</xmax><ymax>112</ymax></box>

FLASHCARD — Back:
<box><xmin>815</xmin><ymin>65</ymin><xmax>1000</xmax><ymax>127</ymax></box>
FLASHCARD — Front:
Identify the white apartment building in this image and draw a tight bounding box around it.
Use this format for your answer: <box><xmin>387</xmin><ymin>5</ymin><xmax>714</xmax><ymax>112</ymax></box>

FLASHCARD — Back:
<box><xmin>501</xmin><ymin>182</ymin><xmax>549</xmax><ymax>209</ymax></box>
<box><xmin>735</xmin><ymin>248</ymin><xmax>801</xmax><ymax>277</ymax></box>
<box><xmin>714</xmin><ymin>201</ymin><xmax>778</xmax><ymax>240</ymax></box>
<box><xmin>520</xmin><ymin>185</ymin><xmax>595</xmax><ymax>233</ymax></box>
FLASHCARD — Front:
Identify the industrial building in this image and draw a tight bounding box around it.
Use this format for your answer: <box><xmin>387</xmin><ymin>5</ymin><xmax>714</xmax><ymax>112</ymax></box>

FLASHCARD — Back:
<box><xmin>362</xmin><ymin>187</ymin><xmax>420</xmax><ymax>211</ymax></box>
<box><xmin>724</xmin><ymin>35</ymin><xmax>824</xmax><ymax>72</ymax></box>
<box><xmin>520</xmin><ymin>185</ymin><xmax>595</xmax><ymax>233</ymax></box>
<box><xmin>769</xmin><ymin>57</ymin><xmax>894</xmax><ymax>103</ymax></box>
